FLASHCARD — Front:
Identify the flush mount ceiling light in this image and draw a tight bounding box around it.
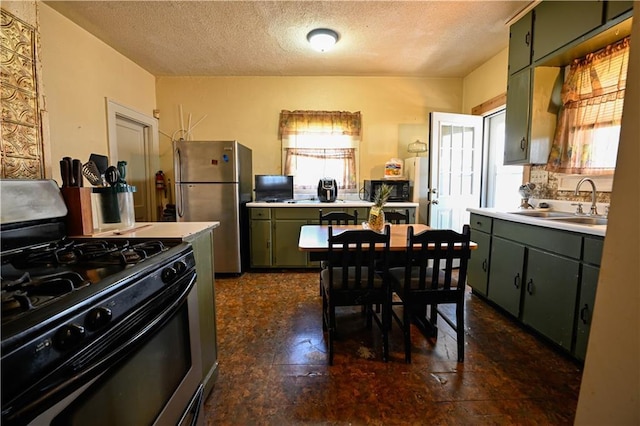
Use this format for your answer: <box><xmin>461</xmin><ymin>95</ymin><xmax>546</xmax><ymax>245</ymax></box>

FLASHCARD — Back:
<box><xmin>307</xmin><ymin>28</ymin><xmax>339</xmax><ymax>52</ymax></box>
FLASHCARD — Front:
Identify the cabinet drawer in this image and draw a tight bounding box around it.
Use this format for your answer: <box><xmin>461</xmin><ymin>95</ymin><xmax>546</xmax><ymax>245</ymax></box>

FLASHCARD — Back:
<box><xmin>583</xmin><ymin>236</ymin><xmax>604</xmax><ymax>266</ymax></box>
<box><xmin>250</xmin><ymin>208</ymin><xmax>271</xmax><ymax>219</ymax></box>
<box><xmin>274</xmin><ymin>208</ymin><xmax>315</xmax><ymax>220</ymax></box>
<box><xmin>494</xmin><ymin>220</ymin><xmax>581</xmax><ymax>258</ymax></box>
<box><xmin>470</xmin><ymin>214</ymin><xmax>492</xmax><ymax>233</ymax></box>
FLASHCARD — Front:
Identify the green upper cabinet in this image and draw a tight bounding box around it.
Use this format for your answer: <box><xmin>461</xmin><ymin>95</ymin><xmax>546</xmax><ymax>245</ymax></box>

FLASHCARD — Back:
<box><xmin>532</xmin><ymin>0</ymin><xmax>604</xmax><ymax>62</ymax></box>
<box><xmin>505</xmin><ymin>66</ymin><xmax>561</xmax><ymax>165</ymax></box>
<box><xmin>508</xmin><ymin>11</ymin><xmax>533</xmax><ymax>75</ymax></box>
<box><xmin>605</xmin><ymin>1</ymin><xmax>633</xmax><ymax>21</ymax></box>
<box><xmin>505</xmin><ymin>68</ymin><xmax>531</xmax><ymax>164</ymax></box>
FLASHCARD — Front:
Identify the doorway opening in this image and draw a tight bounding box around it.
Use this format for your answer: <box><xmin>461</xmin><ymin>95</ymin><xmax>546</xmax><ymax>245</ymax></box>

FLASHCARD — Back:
<box><xmin>482</xmin><ymin>109</ymin><xmax>523</xmax><ymax>210</ymax></box>
<box><xmin>106</xmin><ymin>99</ymin><xmax>160</xmax><ymax>222</ymax></box>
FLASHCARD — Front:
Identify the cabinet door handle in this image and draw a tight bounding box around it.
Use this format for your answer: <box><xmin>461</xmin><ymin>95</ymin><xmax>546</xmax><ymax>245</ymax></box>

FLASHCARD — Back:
<box><xmin>580</xmin><ymin>304</ymin><xmax>590</xmax><ymax>324</ymax></box>
<box><xmin>520</xmin><ymin>137</ymin><xmax>527</xmax><ymax>151</ymax></box>
<box><xmin>526</xmin><ymin>278</ymin><xmax>534</xmax><ymax>295</ymax></box>
<box><xmin>525</xmin><ymin>31</ymin><xmax>531</xmax><ymax>46</ymax></box>
<box><xmin>514</xmin><ymin>273</ymin><xmax>521</xmax><ymax>289</ymax></box>
<box><xmin>482</xmin><ymin>259</ymin><xmax>487</xmax><ymax>272</ymax></box>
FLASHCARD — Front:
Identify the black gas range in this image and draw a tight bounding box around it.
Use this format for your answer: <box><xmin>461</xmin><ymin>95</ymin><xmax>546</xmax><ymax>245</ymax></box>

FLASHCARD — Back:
<box><xmin>1</xmin><ymin>180</ymin><xmax>203</xmax><ymax>425</ymax></box>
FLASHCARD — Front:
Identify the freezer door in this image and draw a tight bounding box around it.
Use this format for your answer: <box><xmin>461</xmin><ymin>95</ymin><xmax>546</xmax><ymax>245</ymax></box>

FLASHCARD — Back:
<box><xmin>176</xmin><ymin>183</ymin><xmax>242</xmax><ymax>273</ymax></box>
<box><xmin>174</xmin><ymin>140</ymin><xmax>238</xmax><ymax>183</ymax></box>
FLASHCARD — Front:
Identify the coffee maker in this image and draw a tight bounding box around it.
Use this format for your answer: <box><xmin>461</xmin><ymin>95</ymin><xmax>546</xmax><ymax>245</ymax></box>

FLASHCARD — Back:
<box><xmin>317</xmin><ymin>178</ymin><xmax>337</xmax><ymax>202</ymax></box>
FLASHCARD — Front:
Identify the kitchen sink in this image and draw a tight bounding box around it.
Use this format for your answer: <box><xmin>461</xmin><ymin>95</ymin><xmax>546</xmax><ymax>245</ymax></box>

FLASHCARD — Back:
<box><xmin>508</xmin><ymin>210</ymin><xmax>574</xmax><ymax>218</ymax></box>
<box><xmin>546</xmin><ymin>216</ymin><xmax>608</xmax><ymax>226</ymax></box>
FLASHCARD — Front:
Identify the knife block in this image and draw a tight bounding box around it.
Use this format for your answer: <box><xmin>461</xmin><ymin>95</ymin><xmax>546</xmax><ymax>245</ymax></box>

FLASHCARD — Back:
<box><xmin>61</xmin><ymin>187</ymin><xmax>94</xmax><ymax>236</ymax></box>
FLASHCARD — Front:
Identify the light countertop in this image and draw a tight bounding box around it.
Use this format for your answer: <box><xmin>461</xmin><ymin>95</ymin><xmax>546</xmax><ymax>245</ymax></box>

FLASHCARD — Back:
<box><xmin>247</xmin><ymin>200</ymin><xmax>418</xmax><ymax>208</ymax></box>
<box><xmin>467</xmin><ymin>208</ymin><xmax>606</xmax><ymax>237</ymax></box>
<box><xmin>76</xmin><ymin>221</ymin><xmax>220</xmax><ymax>239</ymax></box>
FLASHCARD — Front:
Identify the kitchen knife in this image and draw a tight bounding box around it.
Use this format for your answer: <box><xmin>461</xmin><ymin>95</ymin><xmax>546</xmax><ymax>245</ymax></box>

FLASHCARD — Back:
<box><xmin>60</xmin><ymin>159</ymin><xmax>72</xmax><ymax>188</ymax></box>
<box><xmin>72</xmin><ymin>159</ymin><xmax>83</xmax><ymax>187</ymax></box>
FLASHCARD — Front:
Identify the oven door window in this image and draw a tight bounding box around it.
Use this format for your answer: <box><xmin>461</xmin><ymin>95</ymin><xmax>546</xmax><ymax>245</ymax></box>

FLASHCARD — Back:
<box><xmin>52</xmin><ymin>305</ymin><xmax>191</xmax><ymax>426</ymax></box>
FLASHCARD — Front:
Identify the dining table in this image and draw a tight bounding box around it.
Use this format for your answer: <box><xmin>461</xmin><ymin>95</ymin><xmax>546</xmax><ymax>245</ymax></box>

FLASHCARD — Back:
<box><xmin>298</xmin><ymin>224</ymin><xmax>477</xmax><ymax>261</ymax></box>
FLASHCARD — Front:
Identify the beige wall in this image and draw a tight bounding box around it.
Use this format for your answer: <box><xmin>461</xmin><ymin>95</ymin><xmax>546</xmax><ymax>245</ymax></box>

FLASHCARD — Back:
<box><xmin>155</xmin><ymin>76</ymin><xmax>462</xmax><ymax>184</ymax></box>
<box><xmin>39</xmin><ymin>4</ymin><xmax>156</xmax><ymax>185</ymax></box>
<box><xmin>462</xmin><ymin>47</ymin><xmax>508</xmax><ymax>114</ymax></box>
<box><xmin>575</xmin><ymin>3</ymin><xmax>639</xmax><ymax>424</ymax></box>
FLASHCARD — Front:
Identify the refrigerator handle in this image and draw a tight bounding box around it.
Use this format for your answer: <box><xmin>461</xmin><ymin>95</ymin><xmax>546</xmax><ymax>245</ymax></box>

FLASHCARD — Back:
<box><xmin>175</xmin><ymin>147</ymin><xmax>184</xmax><ymax>218</ymax></box>
<box><xmin>177</xmin><ymin>184</ymin><xmax>184</xmax><ymax>218</ymax></box>
<box><xmin>175</xmin><ymin>147</ymin><xmax>183</xmax><ymax>183</ymax></box>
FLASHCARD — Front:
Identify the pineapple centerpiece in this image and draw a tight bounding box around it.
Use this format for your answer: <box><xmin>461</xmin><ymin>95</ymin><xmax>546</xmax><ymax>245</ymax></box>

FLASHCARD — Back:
<box><xmin>367</xmin><ymin>184</ymin><xmax>391</xmax><ymax>232</ymax></box>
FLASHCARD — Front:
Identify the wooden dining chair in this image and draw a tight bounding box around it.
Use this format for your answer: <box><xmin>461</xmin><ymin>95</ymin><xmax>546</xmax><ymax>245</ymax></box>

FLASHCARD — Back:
<box><xmin>321</xmin><ymin>224</ymin><xmax>391</xmax><ymax>365</ymax></box>
<box><xmin>388</xmin><ymin>225</ymin><xmax>471</xmax><ymax>363</ymax></box>
<box><xmin>384</xmin><ymin>209</ymin><xmax>410</xmax><ymax>224</ymax></box>
<box><xmin>317</xmin><ymin>209</ymin><xmax>360</xmax><ymax>294</ymax></box>
<box><xmin>318</xmin><ymin>209</ymin><xmax>359</xmax><ymax>225</ymax></box>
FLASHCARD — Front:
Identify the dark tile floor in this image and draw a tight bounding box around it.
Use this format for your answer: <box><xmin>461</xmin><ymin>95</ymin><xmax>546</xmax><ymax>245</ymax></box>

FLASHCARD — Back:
<box><xmin>203</xmin><ymin>271</ymin><xmax>583</xmax><ymax>425</ymax></box>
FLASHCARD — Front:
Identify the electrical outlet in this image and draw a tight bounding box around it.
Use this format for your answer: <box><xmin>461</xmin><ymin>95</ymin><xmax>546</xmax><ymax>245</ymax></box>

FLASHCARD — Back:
<box><xmin>530</xmin><ymin>170</ymin><xmax>549</xmax><ymax>184</ymax></box>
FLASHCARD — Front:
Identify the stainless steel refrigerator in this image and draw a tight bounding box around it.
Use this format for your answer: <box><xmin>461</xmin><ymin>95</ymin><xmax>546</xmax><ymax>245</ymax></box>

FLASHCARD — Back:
<box><xmin>174</xmin><ymin>140</ymin><xmax>252</xmax><ymax>274</ymax></box>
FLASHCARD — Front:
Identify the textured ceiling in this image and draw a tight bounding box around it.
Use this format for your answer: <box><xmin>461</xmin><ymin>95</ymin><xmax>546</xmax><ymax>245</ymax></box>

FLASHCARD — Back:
<box><xmin>44</xmin><ymin>1</ymin><xmax>533</xmax><ymax>78</ymax></box>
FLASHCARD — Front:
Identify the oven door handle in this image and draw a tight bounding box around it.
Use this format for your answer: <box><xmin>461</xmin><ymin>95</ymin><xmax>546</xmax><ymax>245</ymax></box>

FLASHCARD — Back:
<box><xmin>3</xmin><ymin>271</ymin><xmax>197</xmax><ymax>426</ymax></box>
<box><xmin>71</xmin><ymin>271</ymin><xmax>197</xmax><ymax>372</ymax></box>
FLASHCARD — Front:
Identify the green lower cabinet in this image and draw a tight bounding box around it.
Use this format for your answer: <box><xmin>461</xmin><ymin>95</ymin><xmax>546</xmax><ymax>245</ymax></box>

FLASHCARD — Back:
<box><xmin>488</xmin><ymin>237</ymin><xmax>525</xmax><ymax>317</ymax></box>
<box><xmin>273</xmin><ymin>220</ymin><xmax>309</xmax><ymax>267</ymax></box>
<box><xmin>574</xmin><ymin>264</ymin><xmax>599</xmax><ymax>361</ymax></box>
<box><xmin>468</xmin><ymin>230</ymin><xmax>491</xmax><ymax>296</ymax></box>
<box><xmin>250</xmin><ymin>219</ymin><xmax>272</xmax><ymax>267</ymax></box>
<box><xmin>521</xmin><ymin>248</ymin><xmax>579</xmax><ymax>351</ymax></box>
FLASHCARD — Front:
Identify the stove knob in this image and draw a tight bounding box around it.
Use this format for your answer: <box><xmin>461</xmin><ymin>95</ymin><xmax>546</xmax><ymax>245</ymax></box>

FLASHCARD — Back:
<box><xmin>173</xmin><ymin>261</ymin><xmax>187</xmax><ymax>274</ymax></box>
<box><xmin>161</xmin><ymin>266</ymin><xmax>177</xmax><ymax>283</ymax></box>
<box><xmin>85</xmin><ymin>307</ymin><xmax>112</xmax><ymax>331</ymax></box>
<box><xmin>54</xmin><ymin>323</ymin><xmax>86</xmax><ymax>351</ymax></box>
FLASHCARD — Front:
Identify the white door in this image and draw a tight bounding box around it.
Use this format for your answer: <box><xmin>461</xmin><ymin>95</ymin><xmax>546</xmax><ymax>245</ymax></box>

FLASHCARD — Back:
<box><xmin>115</xmin><ymin>117</ymin><xmax>149</xmax><ymax>221</ymax></box>
<box><xmin>429</xmin><ymin>112</ymin><xmax>483</xmax><ymax>232</ymax></box>
<box><xmin>107</xmin><ymin>99</ymin><xmax>159</xmax><ymax>222</ymax></box>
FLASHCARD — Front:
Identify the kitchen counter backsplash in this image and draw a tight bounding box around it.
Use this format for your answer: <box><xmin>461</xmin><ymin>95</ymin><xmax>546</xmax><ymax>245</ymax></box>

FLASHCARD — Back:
<box><xmin>530</xmin><ymin>165</ymin><xmax>612</xmax><ymax>204</ymax></box>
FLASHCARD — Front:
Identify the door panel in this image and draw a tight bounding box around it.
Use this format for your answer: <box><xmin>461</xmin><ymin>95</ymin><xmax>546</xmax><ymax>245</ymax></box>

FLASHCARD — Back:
<box><xmin>116</xmin><ymin>117</ymin><xmax>149</xmax><ymax>221</ymax></box>
<box><xmin>429</xmin><ymin>112</ymin><xmax>483</xmax><ymax>232</ymax></box>
<box><xmin>521</xmin><ymin>248</ymin><xmax>579</xmax><ymax>351</ymax></box>
<box><xmin>488</xmin><ymin>237</ymin><xmax>524</xmax><ymax>317</ymax></box>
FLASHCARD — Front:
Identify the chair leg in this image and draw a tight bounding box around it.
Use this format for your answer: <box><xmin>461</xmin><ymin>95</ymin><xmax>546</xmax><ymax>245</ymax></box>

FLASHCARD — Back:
<box><xmin>329</xmin><ymin>302</ymin><xmax>336</xmax><ymax>365</ymax></box>
<box><xmin>365</xmin><ymin>304</ymin><xmax>373</xmax><ymax>329</ymax></box>
<box><xmin>428</xmin><ymin>303</ymin><xmax>439</xmax><ymax>338</ymax></box>
<box><xmin>457</xmin><ymin>302</ymin><xmax>465</xmax><ymax>362</ymax></box>
<box><xmin>403</xmin><ymin>302</ymin><xmax>412</xmax><ymax>363</ymax></box>
<box><xmin>382</xmin><ymin>298</ymin><xmax>390</xmax><ymax>363</ymax></box>
<box><xmin>322</xmin><ymin>290</ymin><xmax>328</xmax><ymax>332</ymax></box>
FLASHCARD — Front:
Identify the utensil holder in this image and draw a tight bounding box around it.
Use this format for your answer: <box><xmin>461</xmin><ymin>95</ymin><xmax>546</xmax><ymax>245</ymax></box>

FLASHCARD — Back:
<box><xmin>92</xmin><ymin>185</ymin><xmax>136</xmax><ymax>231</ymax></box>
<box><xmin>61</xmin><ymin>187</ymin><xmax>94</xmax><ymax>236</ymax></box>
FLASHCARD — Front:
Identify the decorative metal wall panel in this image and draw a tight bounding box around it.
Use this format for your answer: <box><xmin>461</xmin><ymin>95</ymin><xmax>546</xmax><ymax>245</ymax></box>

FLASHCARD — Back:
<box><xmin>1</xmin><ymin>8</ymin><xmax>42</xmax><ymax>179</ymax></box>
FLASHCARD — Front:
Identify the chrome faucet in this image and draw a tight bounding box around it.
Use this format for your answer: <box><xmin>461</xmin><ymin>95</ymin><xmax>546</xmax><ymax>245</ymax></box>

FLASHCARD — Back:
<box><xmin>574</xmin><ymin>178</ymin><xmax>598</xmax><ymax>216</ymax></box>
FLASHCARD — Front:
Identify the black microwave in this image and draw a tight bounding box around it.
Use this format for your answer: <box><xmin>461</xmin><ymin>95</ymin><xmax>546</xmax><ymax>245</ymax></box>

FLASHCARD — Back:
<box><xmin>363</xmin><ymin>180</ymin><xmax>410</xmax><ymax>202</ymax></box>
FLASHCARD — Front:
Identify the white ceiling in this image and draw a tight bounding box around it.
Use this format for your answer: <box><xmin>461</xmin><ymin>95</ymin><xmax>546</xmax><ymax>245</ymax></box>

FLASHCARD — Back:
<box><xmin>44</xmin><ymin>1</ymin><xmax>533</xmax><ymax>78</ymax></box>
